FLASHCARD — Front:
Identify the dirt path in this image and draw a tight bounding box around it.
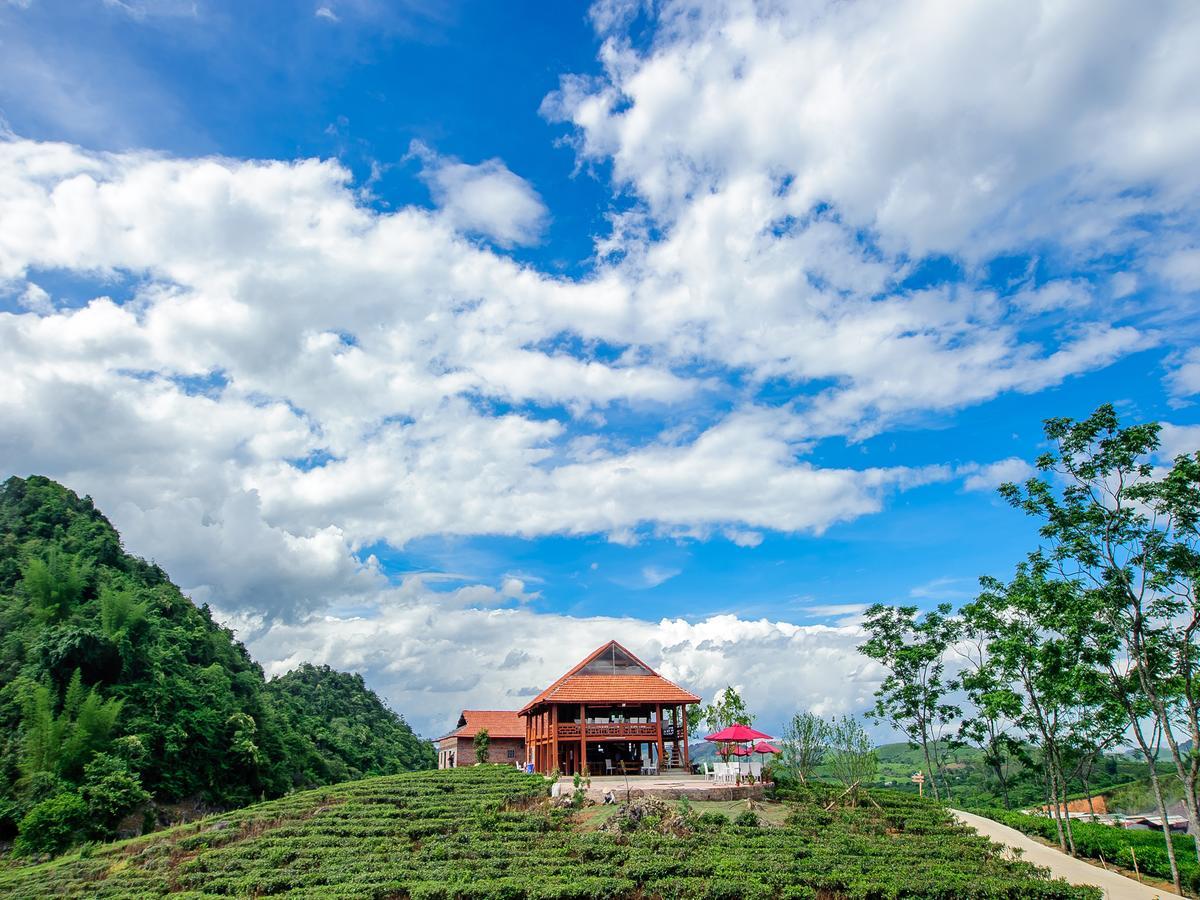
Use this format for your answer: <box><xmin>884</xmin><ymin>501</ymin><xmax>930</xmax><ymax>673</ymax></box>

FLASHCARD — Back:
<box><xmin>951</xmin><ymin>810</ymin><xmax>1187</xmax><ymax>900</ymax></box>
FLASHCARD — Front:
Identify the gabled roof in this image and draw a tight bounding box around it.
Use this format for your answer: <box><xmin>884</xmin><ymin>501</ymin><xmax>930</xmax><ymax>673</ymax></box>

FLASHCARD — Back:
<box><xmin>438</xmin><ymin>709</ymin><xmax>525</xmax><ymax>742</ymax></box>
<box><xmin>519</xmin><ymin>640</ymin><xmax>699</xmax><ymax>715</ymax></box>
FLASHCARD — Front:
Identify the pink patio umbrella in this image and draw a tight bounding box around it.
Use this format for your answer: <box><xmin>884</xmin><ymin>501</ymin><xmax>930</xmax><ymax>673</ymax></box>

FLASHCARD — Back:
<box><xmin>704</xmin><ymin>724</ymin><xmax>772</xmax><ymax>743</ymax></box>
<box><xmin>704</xmin><ymin>724</ymin><xmax>774</xmax><ymax>770</ymax></box>
<box><xmin>751</xmin><ymin>740</ymin><xmax>780</xmax><ymax>778</ymax></box>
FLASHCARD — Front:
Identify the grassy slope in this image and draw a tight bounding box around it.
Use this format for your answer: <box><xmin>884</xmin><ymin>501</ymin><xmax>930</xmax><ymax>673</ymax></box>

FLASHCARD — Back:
<box><xmin>0</xmin><ymin>767</ymin><xmax>1099</xmax><ymax>899</ymax></box>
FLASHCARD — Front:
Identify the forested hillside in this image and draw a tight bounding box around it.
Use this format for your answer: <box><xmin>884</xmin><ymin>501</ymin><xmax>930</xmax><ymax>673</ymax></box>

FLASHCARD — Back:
<box><xmin>0</xmin><ymin>475</ymin><xmax>433</xmax><ymax>854</ymax></box>
<box><xmin>265</xmin><ymin>664</ymin><xmax>433</xmax><ymax>784</ymax></box>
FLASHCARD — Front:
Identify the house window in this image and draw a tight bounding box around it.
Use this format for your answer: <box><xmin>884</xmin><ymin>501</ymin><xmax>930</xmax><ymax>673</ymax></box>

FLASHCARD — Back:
<box><xmin>507</xmin><ymin>749</ymin><xmax>516</xmax><ymax>759</ymax></box>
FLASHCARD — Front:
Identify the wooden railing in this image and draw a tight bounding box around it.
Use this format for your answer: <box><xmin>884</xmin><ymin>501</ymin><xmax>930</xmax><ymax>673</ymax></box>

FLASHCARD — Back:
<box><xmin>555</xmin><ymin>722</ymin><xmax>659</xmax><ymax>739</ymax></box>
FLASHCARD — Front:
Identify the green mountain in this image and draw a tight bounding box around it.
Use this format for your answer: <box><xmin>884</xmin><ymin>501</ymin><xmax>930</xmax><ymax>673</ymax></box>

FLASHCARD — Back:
<box><xmin>265</xmin><ymin>663</ymin><xmax>432</xmax><ymax>784</ymax></box>
<box><xmin>0</xmin><ymin>475</ymin><xmax>433</xmax><ymax>853</ymax></box>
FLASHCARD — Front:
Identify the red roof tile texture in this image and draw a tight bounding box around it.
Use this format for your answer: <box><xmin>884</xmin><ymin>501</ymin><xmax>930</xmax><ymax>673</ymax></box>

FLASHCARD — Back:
<box><xmin>441</xmin><ymin>709</ymin><xmax>525</xmax><ymax>741</ymax></box>
<box><xmin>519</xmin><ymin>641</ymin><xmax>700</xmax><ymax>714</ymax></box>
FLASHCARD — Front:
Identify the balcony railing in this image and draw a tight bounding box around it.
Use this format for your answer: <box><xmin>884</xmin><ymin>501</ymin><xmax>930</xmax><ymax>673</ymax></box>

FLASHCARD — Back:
<box><xmin>555</xmin><ymin>722</ymin><xmax>659</xmax><ymax>739</ymax></box>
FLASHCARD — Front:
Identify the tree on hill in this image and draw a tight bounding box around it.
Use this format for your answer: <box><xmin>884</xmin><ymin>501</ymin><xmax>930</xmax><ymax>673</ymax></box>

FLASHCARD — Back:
<box><xmin>0</xmin><ymin>475</ymin><xmax>433</xmax><ymax>855</ymax></box>
<box><xmin>780</xmin><ymin>711</ymin><xmax>828</xmax><ymax>783</ymax></box>
<box><xmin>264</xmin><ymin>664</ymin><xmax>433</xmax><ymax>784</ymax></box>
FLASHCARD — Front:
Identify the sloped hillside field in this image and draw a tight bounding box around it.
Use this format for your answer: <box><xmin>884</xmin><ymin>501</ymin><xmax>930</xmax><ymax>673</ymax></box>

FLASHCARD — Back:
<box><xmin>0</xmin><ymin>767</ymin><xmax>1096</xmax><ymax>899</ymax></box>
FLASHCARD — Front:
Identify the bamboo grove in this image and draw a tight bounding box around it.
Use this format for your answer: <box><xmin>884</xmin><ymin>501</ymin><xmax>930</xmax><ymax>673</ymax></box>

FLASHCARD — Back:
<box><xmin>859</xmin><ymin>404</ymin><xmax>1200</xmax><ymax>895</ymax></box>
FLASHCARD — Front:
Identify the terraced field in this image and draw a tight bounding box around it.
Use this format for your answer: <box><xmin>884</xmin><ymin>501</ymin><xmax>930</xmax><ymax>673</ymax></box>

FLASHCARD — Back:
<box><xmin>0</xmin><ymin>767</ymin><xmax>1097</xmax><ymax>898</ymax></box>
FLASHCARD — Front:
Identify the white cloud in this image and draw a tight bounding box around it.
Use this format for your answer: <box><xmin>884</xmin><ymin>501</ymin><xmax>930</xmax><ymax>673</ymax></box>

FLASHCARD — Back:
<box><xmin>1166</xmin><ymin>348</ymin><xmax>1200</xmax><ymax>398</ymax></box>
<box><xmin>961</xmin><ymin>457</ymin><xmax>1036</xmax><ymax>492</ymax></box>
<box><xmin>1159</xmin><ymin>248</ymin><xmax>1200</xmax><ymax>293</ymax></box>
<box><xmin>232</xmin><ymin>582</ymin><xmax>882</xmax><ymax>737</ymax></box>
<box><xmin>3</xmin><ymin>0</ymin><xmax>1198</xmax><ymax>731</ymax></box>
<box><xmin>0</xmin><ymin>137</ymin><xmax>956</xmax><ymax>617</ymax></box>
<box><xmin>315</xmin><ymin>5</ymin><xmax>339</xmax><ymax>22</ymax></box>
<box><xmin>1158</xmin><ymin>422</ymin><xmax>1200</xmax><ymax>460</ymax></box>
<box><xmin>640</xmin><ymin>564</ymin><xmax>681</xmax><ymax>587</ymax></box>
<box><xmin>411</xmin><ymin>141</ymin><xmax>548</xmax><ymax>247</ymax></box>
<box><xmin>548</xmin><ymin>0</ymin><xmax>1200</xmax><ymax>262</ymax></box>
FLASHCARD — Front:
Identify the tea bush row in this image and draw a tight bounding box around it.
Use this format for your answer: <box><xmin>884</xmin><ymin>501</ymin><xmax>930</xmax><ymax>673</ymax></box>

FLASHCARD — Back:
<box><xmin>0</xmin><ymin>768</ymin><xmax>1100</xmax><ymax>898</ymax></box>
<box><xmin>966</xmin><ymin>807</ymin><xmax>1200</xmax><ymax>893</ymax></box>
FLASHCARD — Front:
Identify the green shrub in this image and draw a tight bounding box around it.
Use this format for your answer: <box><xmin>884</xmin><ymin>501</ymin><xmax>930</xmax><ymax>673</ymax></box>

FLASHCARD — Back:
<box><xmin>696</xmin><ymin>811</ymin><xmax>727</xmax><ymax>830</ymax></box>
<box><xmin>13</xmin><ymin>792</ymin><xmax>90</xmax><ymax>856</ymax></box>
<box><xmin>733</xmin><ymin>810</ymin><xmax>760</xmax><ymax>827</ymax></box>
<box><xmin>80</xmin><ymin>752</ymin><xmax>149</xmax><ymax>826</ymax></box>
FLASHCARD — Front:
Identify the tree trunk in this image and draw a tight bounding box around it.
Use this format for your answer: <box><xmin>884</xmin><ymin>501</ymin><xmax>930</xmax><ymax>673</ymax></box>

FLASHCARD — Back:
<box><xmin>1044</xmin><ymin>768</ymin><xmax>1067</xmax><ymax>853</ymax></box>
<box><xmin>919</xmin><ymin>734</ymin><xmax>941</xmax><ymax>802</ymax></box>
<box><xmin>1126</xmin><ymin>710</ymin><xmax>1182</xmax><ymax>894</ymax></box>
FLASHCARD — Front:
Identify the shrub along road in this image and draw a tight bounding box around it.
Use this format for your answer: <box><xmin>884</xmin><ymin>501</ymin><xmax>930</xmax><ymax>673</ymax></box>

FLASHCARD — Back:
<box><xmin>952</xmin><ymin>810</ymin><xmax>1186</xmax><ymax>900</ymax></box>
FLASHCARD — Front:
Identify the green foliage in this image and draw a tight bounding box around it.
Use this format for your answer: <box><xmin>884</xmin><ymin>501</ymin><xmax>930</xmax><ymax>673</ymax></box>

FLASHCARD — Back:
<box><xmin>20</xmin><ymin>549</ymin><xmax>89</xmax><ymax>624</ymax></box>
<box><xmin>0</xmin><ymin>767</ymin><xmax>1099</xmax><ymax>899</ymax></box>
<box><xmin>970</xmin><ymin>807</ymin><xmax>1200</xmax><ymax>894</ymax></box>
<box><xmin>474</xmin><ymin>728</ymin><xmax>492</xmax><ymax>765</ymax></box>
<box><xmin>860</xmin><ymin>602</ymin><xmax>960</xmax><ymax>801</ymax></box>
<box><xmin>780</xmin><ymin>711</ymin><xmax>828</xmax><ymax>784</ymax></box>
<box><xmin>13</xmin><ymin>792</ymin><xmax>89</xmax><ymax>856</ymax></box>
<box><xmin>79</xmin><ymin>753</ymin><xmax>149</xmax><ymax>826</ymax></box>
<box><xmin>263</xmin><ymin>663</ymin><xmax>433</xmax><ymax>786</ymax></box>
<box><xmin>825</xmin><ymin>715</ymin><xmax>877</xmax><ymax>794</ymax></box>
<box><xmin>695</xmin><ymin>686</ymin><xmax>753</xmax><ymax>761</ymax></box>
<box><xmin>0</xmin><ymin>475</ymin><xmax>433</xmax><ymax>853</ymax></box>
<box><xmin>733</xmin><ymin>810</ymin><xmax>759</xmax><ymax>827</ymax></box>
<box><xmin>19</xmin><ymin>669</ymin><xmax>122</xmax><ymax>782</ymax></box>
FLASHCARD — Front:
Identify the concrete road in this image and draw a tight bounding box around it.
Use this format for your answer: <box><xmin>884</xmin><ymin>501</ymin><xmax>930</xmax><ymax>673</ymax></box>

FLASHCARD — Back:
<box><xmin>952</xmin><ymin>809</ymin><xmax>1187</xmax><ymax>900</ymax></box>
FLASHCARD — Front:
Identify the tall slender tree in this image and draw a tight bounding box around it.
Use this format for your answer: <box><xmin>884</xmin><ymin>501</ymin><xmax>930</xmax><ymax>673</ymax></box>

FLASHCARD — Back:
<box><xmin>1002</xmin><ymin>404</ymin><xmax>1200</xmax><ymax>861</ymax></box>
<box><xmin>860</xmin><ymin>603</ymin><xmax>960</xmax><ymax>800</ymax></box>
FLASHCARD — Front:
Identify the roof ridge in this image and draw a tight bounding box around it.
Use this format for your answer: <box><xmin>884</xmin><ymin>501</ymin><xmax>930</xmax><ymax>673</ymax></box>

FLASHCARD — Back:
<box><xmin>518</xmin><ymin>643</ymin><xmax>699</xmax><ymax>714</ymax></box>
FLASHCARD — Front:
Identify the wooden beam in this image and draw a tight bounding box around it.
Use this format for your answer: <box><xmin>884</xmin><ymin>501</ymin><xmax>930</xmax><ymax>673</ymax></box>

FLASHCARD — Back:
<box><xmin>580</xmin><ymin>703</ymin><xmax>587</xmax><ymax>776</ymax></box>
<box><xmin>682</xmin><ymin>705</ymin><xmax>690</xmax><ymax>771</ymax></box>
<box><xmin>655</xmin><ymin>703</ymin><xmax>665</xmax><ymax>771</ymax></box>
<box><xmin>551</xmin><ymin>703</ymin><xmax>559</xmax><ymax>774</ymax></box>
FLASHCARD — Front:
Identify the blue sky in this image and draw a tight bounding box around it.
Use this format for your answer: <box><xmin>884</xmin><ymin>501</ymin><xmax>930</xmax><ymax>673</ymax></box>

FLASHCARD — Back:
<box><xmin>2</xmin><ymin>0</ymin><xmax>1199</xmax><ymax>736</ymax></box>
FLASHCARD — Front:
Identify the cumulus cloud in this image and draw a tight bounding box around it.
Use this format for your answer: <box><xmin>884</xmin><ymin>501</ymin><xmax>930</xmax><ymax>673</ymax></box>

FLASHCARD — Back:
<box><xmin>1167</xmin><ymin>348</ymin><xmax>1200</xmax><ymax>398</ymax></box>
<box><xmin>548</xmin><ymin>0</ymin><xmax>1200</xmax><ymax>261</ymax></box>
<box><xmin>231</xmin><ymin>579</ymin><xmax>881</xmax><ymax>736</ymax></box>
<box><xmin>960</xmin><ymin>457</ymin><xmax>1037</xmax><ymax>492</ymax></box>
<box><xmin>411</xmin><ymin>141</ymin><xmax>548</xmax><ymax>247</ymax></box>
<box><xmin>0</xmin><ymin>137</ymin><xmax>958</xmax><ymax>617</ymax></box>
<box><xmin>2</xmin><ymin>0</ymin><xmax>1198</xmax><ymax>727</ymax></box>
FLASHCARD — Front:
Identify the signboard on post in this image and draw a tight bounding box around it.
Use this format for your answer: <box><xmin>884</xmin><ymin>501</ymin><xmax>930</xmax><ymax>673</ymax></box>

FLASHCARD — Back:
<box><xmin>910</xmin><ymin>771</ymin><xmax>926</xmax><ymax>797</ymax></box>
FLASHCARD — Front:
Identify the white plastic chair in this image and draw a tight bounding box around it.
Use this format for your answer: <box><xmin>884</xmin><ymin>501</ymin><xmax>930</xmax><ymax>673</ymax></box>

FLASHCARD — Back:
<box><xmin>750</xmin><ymin>761</ymin><xmax>762</xmax><ymax>779</ymax></box>
<box><xmin>604</xmin><ymin>759</ymin><xmax>614</xmax><ymax>775</ymax></box>
<box><xmin>702</xmin><ymin>762</ymin><xmax>715</xmax><ymax>782</ymax></box>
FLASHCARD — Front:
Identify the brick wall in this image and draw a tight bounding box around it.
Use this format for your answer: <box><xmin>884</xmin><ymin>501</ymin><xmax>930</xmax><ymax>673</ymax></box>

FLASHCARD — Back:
<box><xmin>441</xmin><ymin>736</ymin><xmax>526</xmax><ymax>767</ymax></box>
<box><xmin>1038</xmin><ymin>795</ymin><xmax>1108</xmax><ymax>815</ymax></box>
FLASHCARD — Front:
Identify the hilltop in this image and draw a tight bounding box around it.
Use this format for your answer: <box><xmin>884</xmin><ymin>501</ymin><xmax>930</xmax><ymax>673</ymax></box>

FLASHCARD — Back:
<box><xmin>0</xmin><ymin>475</ymin><xmax>433</xmax><ymax>854</ymax></box>
<box><xmin>0</xmin><ymin>766</ymin><xmax>1098</xmax><ymax>899</ymax></box>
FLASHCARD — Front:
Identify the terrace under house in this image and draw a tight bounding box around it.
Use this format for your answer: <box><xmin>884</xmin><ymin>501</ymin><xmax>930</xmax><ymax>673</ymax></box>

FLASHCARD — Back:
<box><xmin>519</xmin><ymin>640</ymin><xmax>700</xmax><ymax>776</ymax></box>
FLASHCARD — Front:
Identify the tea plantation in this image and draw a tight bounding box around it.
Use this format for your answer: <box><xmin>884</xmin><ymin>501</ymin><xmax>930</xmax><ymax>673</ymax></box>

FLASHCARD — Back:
<box><xmin>0</xmin><ymin>767</ymin><xmax>1098</xmax><ymax>899</ymax></box>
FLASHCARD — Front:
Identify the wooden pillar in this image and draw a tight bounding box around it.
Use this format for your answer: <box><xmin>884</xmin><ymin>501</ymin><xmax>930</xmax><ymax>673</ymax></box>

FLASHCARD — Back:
<box><xmin>682</xmin><ymin>705</ymin><xmax>690</xmax><ymax>771</ymax></box>
<box><xmin>580</xmin><ymin>703</ymin><xmax>587</xmax><ymax>776</ymax></box>
<box><xmin>655</xmin><ymin>703</ymin><xmax>665</xmax><ymax>772</ymax></box>
<box><xmin>551</xmin><ymin>704</ymin><xmax>559</xmax><ymax>774</ymax></box>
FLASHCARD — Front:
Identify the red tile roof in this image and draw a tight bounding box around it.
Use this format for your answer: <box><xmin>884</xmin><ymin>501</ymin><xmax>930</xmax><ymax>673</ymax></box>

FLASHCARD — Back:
<box><xmin>439</xmin><ymin>709</ymin><xmax>525</xmax><ymax>742</ymax></box>
<box><xmin>519</xmin><ymin>641</ymin><xmax>700</xmax><ymax>714</ymax></box>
